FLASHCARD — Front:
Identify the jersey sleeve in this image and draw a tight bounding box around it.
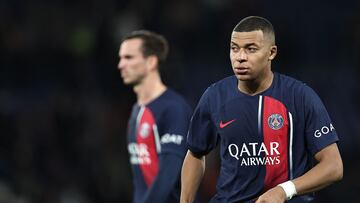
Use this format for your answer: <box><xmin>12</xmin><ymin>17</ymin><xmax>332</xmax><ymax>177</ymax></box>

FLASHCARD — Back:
<box><xmin>157</xmin><ymin>102</ymin><xmax>192</xmax><ymax>157</ymax></box>
<box><xmin>187</xmin><ymin>87</ymin><xmax>218</xmax><ymax>155</ymax></box>
<box><xmin>302</xmin><ymin>85</ymin><xmax>339</xmax><ymax>155</ymax></box>
<box><xmin>143</xmin><ymin>153</ymin><xmax>183</xmax><ymax>203</ymax></box>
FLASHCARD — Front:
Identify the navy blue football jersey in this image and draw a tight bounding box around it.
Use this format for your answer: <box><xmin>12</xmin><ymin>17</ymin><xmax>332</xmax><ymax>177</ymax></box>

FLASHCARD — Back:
<box><xmin>187</xmin><ymin>72</ymin><xmax>338</xmax><ymax>203</ymax></box>
<box><xmin>127</xmin><ymin>89</ymin><xmax>192</xmax><ymax>203</ymax></box>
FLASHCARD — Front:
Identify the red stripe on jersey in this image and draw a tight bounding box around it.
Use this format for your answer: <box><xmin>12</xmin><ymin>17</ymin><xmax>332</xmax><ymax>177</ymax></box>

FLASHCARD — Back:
<box><xmin>136</xmin><ymin>107</ymin><xmax>159</xmax><ymax>187</ymax></box>
<box><xmin>262</xmin><ymin>96</ymin><xmax>289</xmax><ymax>190</ymax></box>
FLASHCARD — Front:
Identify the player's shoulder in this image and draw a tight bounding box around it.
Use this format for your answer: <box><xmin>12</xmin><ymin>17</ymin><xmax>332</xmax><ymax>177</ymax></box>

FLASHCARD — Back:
<box><xmin>204</xmin><ymin>75</ymin><xmax>236</xmax><ymax>96</ymax></box>
<box><xmin>276</xmin><ymin>72</ymin><xmax>320</xmax><ymax>101</ymax></box>
<box><xmin>197</xmin><ymin>75</ymin><xmax>237</xmax><ymax>111</ymax></box>
<box><xmin>277</xmin><ymin>72</ymin><xmax>304</xmax><ymax>87</ymax></box>
<box><xmin>210</xmin><ymin>75</ymin><xmax>236</xmax><ymax>89</ymax></box>
<box><xmin>162</xmin><ymin>88</ymin><xmax>188</xmax><ymax>102</ymax></box>
<box><xmin>156</xmin><ymin>88</ymin><xmax>191</xmax><ymax>110</ymax></box>
<box><xmin>276</xmin><ymin>72</ymin><xmax>310</xmax><ymax>93</ymax></box>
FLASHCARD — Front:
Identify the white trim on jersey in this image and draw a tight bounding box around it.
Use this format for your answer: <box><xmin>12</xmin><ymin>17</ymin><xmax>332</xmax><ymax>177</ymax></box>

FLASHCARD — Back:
<box><xmin>136</xmin><ymin>106</ymin><xmax>145</xmax><ymax>129</ymax></box>
<box><xmin>153</xmin><ymin>124</ymin><xmax>162</xmax><ymax>153</ymax></box>
<box><xmin>288</xmin><ymin>112</ymin><xmax>294</xmax><ymax>179</ymax></box>
<box><xmin>258</xmin><ymin>95</ymin><xmax>263</xmax><ymax>136</ymax></box>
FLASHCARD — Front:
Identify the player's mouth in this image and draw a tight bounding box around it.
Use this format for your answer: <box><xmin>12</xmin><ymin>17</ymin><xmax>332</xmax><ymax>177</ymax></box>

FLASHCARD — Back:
<box><xmin>234</xmin><ymin>67</ymin><xmax>249</xmax><ymax>74</ymax></box>
<box><xmin>120</xmin><ymin>70</ymin><xmax>127</xmax><ymax>78</ymax></box>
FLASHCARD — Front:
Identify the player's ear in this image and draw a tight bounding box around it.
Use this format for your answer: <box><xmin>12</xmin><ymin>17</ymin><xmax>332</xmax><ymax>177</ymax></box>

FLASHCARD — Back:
<box><xmin>146</xmin><ymin>55</ymin><xmax>158</xmax><ymax>71</ymax></box>
<box><xmin>269</xmin><ymin>45</ymin><xmax>277</xmax><ymax>61</ymax></box>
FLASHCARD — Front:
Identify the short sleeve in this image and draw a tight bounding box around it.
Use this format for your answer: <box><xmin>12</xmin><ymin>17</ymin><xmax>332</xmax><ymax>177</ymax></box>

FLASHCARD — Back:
<box><xmin>187</xmin><ymin>88</ymin><xmax>218</xmax><ymax>155</ymax></box>
<box><xmin>158</xmin><ymin>102</ymin><xmax>192</xmax><ymax>157</ymax></box>
<box><xmin>303</xmin><ymin>85</ymin><xmax>339</xmax><ymax>155</ymax></box>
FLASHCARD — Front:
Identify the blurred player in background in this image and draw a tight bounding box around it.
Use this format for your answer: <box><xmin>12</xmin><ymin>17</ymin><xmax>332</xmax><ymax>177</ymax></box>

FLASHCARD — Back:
<box><xmin>118</xmin><ymin>30</ymin><xmax>192</xmax><ymax>203</ymax></box>
<box><xmin>181</xmin><ymin>16</ymin><xmax>343</xmax><ymax>203</ymax></box>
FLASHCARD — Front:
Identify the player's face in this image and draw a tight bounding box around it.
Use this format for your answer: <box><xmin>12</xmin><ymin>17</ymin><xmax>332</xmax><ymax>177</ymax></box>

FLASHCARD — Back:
<box><xmin>118</xmin><ymin>38</ymin><xmax>148</xmax><ymax>86</ymax></box>
<box><xmin>230</xmin><ymin>30</ymin><xmax>276</xmax><ymax>81</ymax></box>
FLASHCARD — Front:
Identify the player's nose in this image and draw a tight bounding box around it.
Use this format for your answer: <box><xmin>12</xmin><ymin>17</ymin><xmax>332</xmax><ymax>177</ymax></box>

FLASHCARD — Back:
<box><xmin>238</xmin><ymin>48</ymin><xmax>247</xmax><ymax>61</ymax></box>
<box><xmin>118</xmin><ymin>59</ymin><xmax>125</xmax><ymax>70</ymax></box>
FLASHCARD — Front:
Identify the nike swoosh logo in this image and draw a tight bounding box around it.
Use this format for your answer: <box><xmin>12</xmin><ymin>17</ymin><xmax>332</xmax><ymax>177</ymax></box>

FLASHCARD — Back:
<box><xmin>220</xmin><ymin>119</ymin><xmax>236</xmax><ymax>128</ymax></box>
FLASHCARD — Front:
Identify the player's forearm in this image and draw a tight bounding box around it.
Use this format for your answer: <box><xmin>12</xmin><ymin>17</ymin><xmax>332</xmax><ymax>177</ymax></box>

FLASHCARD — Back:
<box><xmin>292</xmin><ymin>143</ymin><xmax>343</xmax><ymax>195</ymax></box>
<box><xmin>180</xmin><ymin>150</ymin><xmax>205</xmax><ymax>203</ymax></box>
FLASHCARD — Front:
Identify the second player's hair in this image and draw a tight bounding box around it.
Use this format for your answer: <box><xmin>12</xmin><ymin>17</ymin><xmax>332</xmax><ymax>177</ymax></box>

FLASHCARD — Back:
<box><xmin>123</xmin><ymin>30</ymin><xmax>169</xmax><ymax>67</ymax></box>
<box><xmin>233</xmin><ymin>16</ymin><xmax>275</xmax><ymax>44</ymax></box>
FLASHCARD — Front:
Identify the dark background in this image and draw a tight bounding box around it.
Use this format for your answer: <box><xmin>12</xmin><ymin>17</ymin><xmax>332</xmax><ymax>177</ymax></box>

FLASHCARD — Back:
<box><xmin>1</xmin><ymin>0</ymin><xmax>359</xmax><ymax>202</ymax></box>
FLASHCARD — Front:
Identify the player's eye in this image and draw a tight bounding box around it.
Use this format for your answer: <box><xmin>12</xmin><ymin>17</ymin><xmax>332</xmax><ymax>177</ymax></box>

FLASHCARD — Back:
<box><xmin>124</xmin><ymin>55</ymin><xmax>133</xmax><ymax>59</ymax></box>
<box><xmin>231</xmin><ymin>46</ymin><xmax>239</xmax><ymax>52</ymax></box>
<box><xmin>247</xmin><ymin>47</ymin><xmax>258</xmax><ymax>53</ymax></box>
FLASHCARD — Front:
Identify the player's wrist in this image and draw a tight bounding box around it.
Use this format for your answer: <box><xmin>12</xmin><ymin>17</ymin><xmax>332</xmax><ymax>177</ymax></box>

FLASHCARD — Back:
<box><xmin>278</xmin><ymin>180</ymin><xmax>297</xmax><ymax>200</ymax></box>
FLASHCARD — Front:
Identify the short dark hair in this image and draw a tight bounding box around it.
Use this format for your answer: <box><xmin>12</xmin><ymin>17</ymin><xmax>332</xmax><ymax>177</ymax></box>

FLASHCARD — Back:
<box><xmin>233</xmin><ymin>16</ymin><xmax>275</xmax><ymax>44</ymax></box>
<box><xmin>122</xmin><ymin>30</ymin><xmax>169</xmax><ymax>67</ymax></box>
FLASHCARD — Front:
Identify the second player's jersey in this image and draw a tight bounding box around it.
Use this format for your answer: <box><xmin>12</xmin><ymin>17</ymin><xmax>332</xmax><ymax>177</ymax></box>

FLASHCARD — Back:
<box><xmin>187</xmin><ymin>72</ymin><xmax>338</xmax><ymax>203</ymax></box>
<box><xmin>127</xmin><ymin>89</ymin><xmax>192</xmax><ymax>203</ymax></box>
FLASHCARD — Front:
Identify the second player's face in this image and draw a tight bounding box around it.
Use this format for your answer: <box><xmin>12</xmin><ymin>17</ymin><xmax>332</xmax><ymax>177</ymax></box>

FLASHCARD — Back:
<box><xmin>230</xmin><ymin>30</ymin><xmax>276</xmax><ymax>81</ymax></box>
<box><xmin>118</xmin><ymin>38</ymin><xmax>148</xmax><ymax>86</ymax></box>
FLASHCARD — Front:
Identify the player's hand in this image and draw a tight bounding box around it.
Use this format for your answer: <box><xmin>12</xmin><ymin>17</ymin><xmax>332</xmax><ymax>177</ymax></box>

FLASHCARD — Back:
<box><xmin>255</xmin><ymin>186</ymin><xmax>286</xmax><ymax>203</ymax></box>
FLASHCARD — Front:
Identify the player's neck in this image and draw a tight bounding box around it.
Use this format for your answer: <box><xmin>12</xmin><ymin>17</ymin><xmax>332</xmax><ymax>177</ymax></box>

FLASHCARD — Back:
<box><xmin>238</xmin><ymin>71</ymin><xmax>274</xmax><ymax>96</ymax></box>
<box><xmin>134</xmin><ymin>72</ymin><xmax>167</xmax><ymax>106</ymax></box>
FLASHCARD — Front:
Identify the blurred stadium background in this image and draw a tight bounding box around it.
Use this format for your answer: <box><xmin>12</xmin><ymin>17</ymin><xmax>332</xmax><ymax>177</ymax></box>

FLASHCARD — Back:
<box><xmin>0</xmin><ymin>0</ymin><xmax>359</xmax><ymax>202</ymax></box>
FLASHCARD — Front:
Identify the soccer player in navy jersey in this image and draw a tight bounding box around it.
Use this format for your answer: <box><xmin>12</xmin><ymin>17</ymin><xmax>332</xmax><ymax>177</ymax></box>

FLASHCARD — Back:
<box><xmin>180</xmin><ymin>16</ymin><xmax>343</xmax><ymax>203</ymax></box>
<box><xmin>118</xmin><ymin>30</ymin><xmax>192</xmax><ymax>203</ymax></box>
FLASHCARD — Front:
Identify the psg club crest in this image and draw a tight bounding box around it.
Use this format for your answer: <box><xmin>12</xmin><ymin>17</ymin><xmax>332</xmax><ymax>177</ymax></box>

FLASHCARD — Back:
<box><xmin>139</xmin><ymin>122</ymin><xmax>150</xmax><ymax>138</ymax></box>
<box><xmin>267</xmin><ymin>114</ymin><xmax>284</xmax><ymax>130</ymax></box>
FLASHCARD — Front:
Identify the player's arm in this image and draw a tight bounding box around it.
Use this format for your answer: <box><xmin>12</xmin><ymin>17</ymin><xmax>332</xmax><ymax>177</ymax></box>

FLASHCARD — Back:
<box><xmin>143</xmin><ymin>153</ymin><xmax>184</xmax><ymax>203</ymax></box>
<box><xmin>143</xmin><ymin>100</ymin><xmax>193</xmax><ymax>203</ymax></box>
<box><xmin>256</xmin><ymin>143</ymin><xmax>343</xmax><ymax>202</ymax></box>
<box><xmin>292</xmin><ymin>142</ymin><xmax>343</xmax><ymax>194</ymax></box>
<box><xmin>180</xmin><ymin>150</ymin><xmax>206</xmax><ymax>203</ymax></box>
<box><xmin>181</xmin><ymin>87</ymin><xmax>216</xmax><ymax>203</ymax></box>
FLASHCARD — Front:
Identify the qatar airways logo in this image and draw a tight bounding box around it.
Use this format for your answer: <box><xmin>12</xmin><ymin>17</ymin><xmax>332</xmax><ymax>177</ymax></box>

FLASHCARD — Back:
<box><xmin>128</xmin><ymin>143</ymin><xmax>151</xmax><ymax>165</ymax></box>
<box><xmin>228</xmin><ymin>142</ymin><xmax>281</xmax><ymax>166</ymax></box>
<box><xmin>314</xmin><ymin>123</ymin><xmax>335</xmax><ymax>138</ymax></box>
